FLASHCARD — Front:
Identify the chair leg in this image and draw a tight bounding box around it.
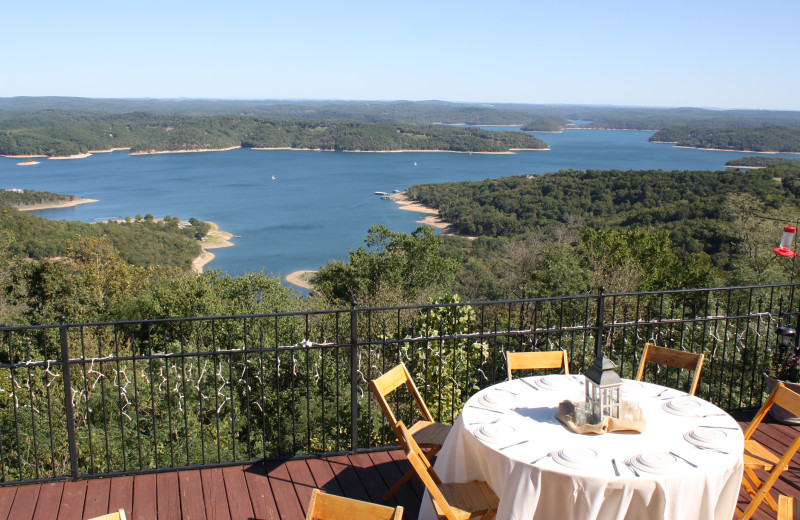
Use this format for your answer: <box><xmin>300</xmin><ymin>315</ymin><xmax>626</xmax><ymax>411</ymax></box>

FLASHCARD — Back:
<box><xmin>742</xmin><ymin>467</ymin><xmax>779</xmax><ymax>513</ymax></box>
<box><xmin>383</xmin><ymin>445</ymin><xmax>440</xmax><ymax>501</ymax></box>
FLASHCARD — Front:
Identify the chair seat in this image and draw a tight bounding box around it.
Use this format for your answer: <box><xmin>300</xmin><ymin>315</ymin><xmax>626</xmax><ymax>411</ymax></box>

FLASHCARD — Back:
<box><xmin>433</xmin><ymin>481</ymin><xmax>499</xmax><ymax>520</ymax></box>
<box><xmin>409</xmin><ymin>420</ymin><xmax>451</xmax><ymax>448</ymax></box>
<box><xmin>779</xmin><ymin>495</ymin><xmax>797</xmax><ymax>520</ymax></box>
<box><xmin>744</xmin><ymin>439</ymin><xmax>788</xmax><ymax>471</ymax></box>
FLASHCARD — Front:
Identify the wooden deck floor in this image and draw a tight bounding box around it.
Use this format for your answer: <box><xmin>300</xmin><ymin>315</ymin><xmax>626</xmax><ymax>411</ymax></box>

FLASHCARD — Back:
<box><xmin>0</xmin><ymin>411</ymin><xmax>797</xmax><ymax>520</ymax></box>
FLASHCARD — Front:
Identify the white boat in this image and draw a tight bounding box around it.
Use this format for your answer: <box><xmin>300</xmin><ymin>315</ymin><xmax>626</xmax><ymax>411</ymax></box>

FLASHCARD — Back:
<box><xmin>272</xmin><ymin>174</ymin><xmax>276</xmax><ymax>180</ymax></box>
<box><xmin>374</xmin><ymin>191</ymin><xmax>388</xmax><ymax>196</ymax></box>
<box><xmin>413</xmin><ymin>161</ymin><xmax>418</xmax><ymax>166</ymax></box>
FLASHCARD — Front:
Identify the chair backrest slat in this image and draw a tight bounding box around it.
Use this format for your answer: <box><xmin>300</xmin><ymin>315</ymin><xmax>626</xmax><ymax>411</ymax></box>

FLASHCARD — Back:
<box><xmin>369</xmin><ymin>363</ymin><xmax>434</xmax><ymax>427</ymax></box>
<box><xmin>635</xmin><ymin>343</ymin><xmax>704</xmax><ymax>395</ymax></box>
<box><xmin>306</xmin><ymin>489</ymin><xmax>404</xmax><ymax>520</ymax></box>
<box><xmin>506</xmin><ymin>350</ymin><xmax>569</xmax><ymax>381</ymax></box>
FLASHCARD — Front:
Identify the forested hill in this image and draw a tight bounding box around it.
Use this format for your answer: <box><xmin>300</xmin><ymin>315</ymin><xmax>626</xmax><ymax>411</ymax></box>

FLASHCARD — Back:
<box><xmin>650</xmin><ymin>126</ymin><xmax>800</xmax><ymax>152</ymax></box>
<box><xmin>726</xmin><ymin>156</ymin><xmax>800</xmax><ymax>167</ymax></box>
<box><xmin>0</xmin><ymin>207</ymin><xmax>208</xmax><ymax>270</ymax></box>
<box><xmin>405</xmin><ymin>165</ymin><xmax>800</xmax><ymax>259</ymax></box>
<box><xmin>2</xmin><ymin>98</ymin><xmax>800</xmax><ymax>130</ymax></box>
<box><xmin>0</xmin><ymin>113</ymin><xmax>546</xmax><ymax>157</ymax></box>
<box><xmin>0</xmin><ymin>189</ymin><xmax>75</xmax><ymax>207</ymax></box>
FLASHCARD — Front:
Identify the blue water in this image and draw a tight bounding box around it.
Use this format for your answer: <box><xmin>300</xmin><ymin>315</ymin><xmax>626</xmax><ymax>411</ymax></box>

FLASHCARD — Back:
<box><xmin>0</xmin><ymin>129</ymin><xmax>796</xmax><ymax>279</ymax></box>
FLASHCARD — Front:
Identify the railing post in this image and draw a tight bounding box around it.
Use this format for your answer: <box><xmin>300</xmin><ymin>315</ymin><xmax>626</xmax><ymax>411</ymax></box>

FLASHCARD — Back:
<box><xmin>59</xmin><ymin>316</ymin><xmax>79</xmax><ymax>480</ymax></box>
<box><xmin>350</xmin><ymin>301</ymin><xmax>359</xmax><ymax>454</ymax></box>
<box><xmin>595</xmin><ymin>287</ymin><xmax>606</xmax><ymax>359</ymax></box>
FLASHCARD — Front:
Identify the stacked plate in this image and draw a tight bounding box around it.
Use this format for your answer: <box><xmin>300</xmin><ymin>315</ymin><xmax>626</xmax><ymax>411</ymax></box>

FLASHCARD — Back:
<box><xmin>477</xmin><ymin>388</ymin><xmax>516</xmax><ymax>410</ymax></box>
<box><xmin>474</xmin><ymin>423</ymin><xmax>517</xmax><ymax>444</ymax></box>
<box><xmin>629</xmin><ymin>452</ymin><xmax>678</xmax><ymax>474</ymax></box>
<box><xmin>683</xmin><ymin>427</ymin><xmax>729</xmax><ymax>449</ymax></box>
<box><xmin>536</xmin><ymin>375</ymin><xmax>573</xmax><ymax>391</ymax></box>
<box><xmin>661</xmin><ymin>396</ymin><xmax>702</xmax><ymax>416</ymax></box>
<box><xmin>552</xmin><ymin>447</ymin><xmax>598</xmax><ymax>469</ymax></box>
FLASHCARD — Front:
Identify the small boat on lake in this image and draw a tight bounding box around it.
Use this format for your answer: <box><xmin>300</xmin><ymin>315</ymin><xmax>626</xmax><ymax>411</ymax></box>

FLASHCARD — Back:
<box><xmin>374</xmin><ymin>191</ymin><xmax>388</xmax><ymax>196</ymax></box>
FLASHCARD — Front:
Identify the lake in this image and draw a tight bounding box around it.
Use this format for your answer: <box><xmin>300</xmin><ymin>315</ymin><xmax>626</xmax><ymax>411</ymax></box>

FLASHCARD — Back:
<box><xmin>0</xmin><ymin>128</ymin><xmax>796</xmax><ymax>282</ymax></box>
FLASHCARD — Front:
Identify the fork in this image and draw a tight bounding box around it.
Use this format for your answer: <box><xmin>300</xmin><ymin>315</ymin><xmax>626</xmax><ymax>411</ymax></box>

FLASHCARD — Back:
<box><xmin>624</xmin><ymin>459</ymin><xmax>640</xmax><ymax>477</ymax></box>
<box><xmin>468</xmin><ymin>417</ymin><xmax>500</xmax><ymax>426</ymax></box>
<box><xmin>495</xmin><ymin>387</ymin><xmax>520</xmax><ymax>396</ymax></box>
<box><xmin>693</xmin><ymin>445</ymin><xmax>729</xmax><ymax>455</ymax></box>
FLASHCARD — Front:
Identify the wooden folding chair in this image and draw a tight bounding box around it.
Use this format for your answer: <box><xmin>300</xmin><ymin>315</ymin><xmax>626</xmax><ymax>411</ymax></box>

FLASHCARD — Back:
<box><xmin>779</xmin><ymin>495</ymin><xmax>798</xmax><ymax>520</ymax></box>
<box><xmin>736</xmin><ymin>382</ymin><xmax>800</xmax><ymax>519</ymax></box>
<box><xmin>395</xmin><ymin>421</ymin><xmax>498</xmax><ymax>520</ymax></box>
<box><xmin>634</xmin><ymin>343</ymin><xmax>705</xmax><ymax>395</ymax></box>
<box><xmin>505</xmin><ymin>350</ymin><xmax>569</xmax><ymax>381</ymax></box>
<box><xmin>305</xmin><ymin>488</ymin><xmax>404</xmax><ymax>520</ymax></box>
<box><xmin>88</xmin><ymin>510</ymin><xmax>127</xmax><ymax>520</ymax></box>
<box><xmin>369</xmin><ymin>363</ymin><xmax>451</xmax><ymax>501</ymax></box>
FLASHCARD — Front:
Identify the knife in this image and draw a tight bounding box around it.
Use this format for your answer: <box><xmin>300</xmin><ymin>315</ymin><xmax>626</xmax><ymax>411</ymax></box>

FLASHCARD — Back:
<box><xmin>670</xmin><ymin>451</ymin><xmax>698</xmax><ymax>468</ymax></box>
<box><xmin>499</xmin><ymin>439</ymin><xmax>529</xmax><ymax>450</ymax></box>
<box><xmin>611</xmin><ymin>458</ymin><xmax>620</xmax><ymax>476</ymax></box>
<box><xmin>624</xmin><ymin>459</ymin><xmax>640</xmax><ymax>477</ymax></box>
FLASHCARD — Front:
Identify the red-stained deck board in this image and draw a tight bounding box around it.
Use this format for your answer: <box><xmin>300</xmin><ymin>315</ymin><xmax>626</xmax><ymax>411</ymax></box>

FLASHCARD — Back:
<box><xmin>7</xmin><ymin>484</ymin><xmax>40</xmax><ymax>520</ymax></box>
<box><xmin>83</xmin><ymin>478</ymin><xmax>111</xmax><ymax>519</ymax></box>
<box><xmin>305</xmin><ymin>458</ymin><xmax>343</xmax><ymax>496</ymax></box>
<box><xmin>108</xmin><ymin>476</ymin><xmax>133</xmax><ymax>519</ymax></box>
<box><xmin>131</xmin><ymin>473</ymin><xmax>157</xmax><ymax>520</ymax></box>
<box><xmin>199</xmin><ymin>468</ymin><xmax>230</xmax><ymax>520</ymax></box>
<box><xmin>57</xmin><ymin>481</ymin><xmax>86</xmax><ymax>520</ymax></box>
<box><xmin>0</xmin><ymin>486</ymin><xmax>17</xmax><ymax>520</ymax></box>
<box><xmin>367</xmin><ymin>449</ymin><xmax>422</xmax><ymax>513</ymax></box>
<box><xmin>325</xmin><ymin>455</ymin><xmax>371</xmax><ymax>503</ymax></box>
<box><xmin>262</xmin><ymin>459</ymin><xmax>304</xmax><ymax>520</ymax></box>
<box><xmin>242</xmin><ymin>463</ymin><xmax>281</xmax><ymax>520</ymax></box>
<box><xmin>156</xmin><ymin>471</ymin><xmax>181</xmax><ymax>520</ymax></box>
<box><xmin>178</xmin><ymin>470</ymin><xmax>207</xmax><ymax>520</ymax></box>
<box><xmin>284</xmin><ymin>460</ymin><xmax>317</xmax><ymax>517</ymax></box>
<box><xmin>347</xmin><ymin>452</ymin><xmax>392</xmax><ymax>504</ymax></box>
<box><xmin>31</xmin><ymin>482</ymin><xmax>64</xmax><ymax>520</ymax></box>
<box><xmin>221</xmin><ymin>466</ymin><xmax>255</xmax><ymax>520</ymax></box>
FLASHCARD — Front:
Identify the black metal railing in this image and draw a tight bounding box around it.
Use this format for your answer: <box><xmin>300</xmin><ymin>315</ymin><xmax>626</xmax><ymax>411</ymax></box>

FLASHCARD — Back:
<box><xmin>1</xmin><ymin>283</ymin><xmax>798</xmax><ymax>485</ymax></box>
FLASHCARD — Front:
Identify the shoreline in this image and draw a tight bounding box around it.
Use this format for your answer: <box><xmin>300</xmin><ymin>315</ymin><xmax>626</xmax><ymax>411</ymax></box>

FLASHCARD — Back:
<box><xmin>285</xmin><ymin>270</ymin><xmax>318</xmax><ymax>290</ymax></box>
<box><xmin>130</xmin><ymin>146</ymin><xmax>241</xmax><ymax>156</ymax></box>
<box><xmin>651</xmin><ymin>142</ymin><xmax>800</xmax><ymax>155</ymax></box>
<box><xmin>16</xmin><ymin>197</ymin><xmax>99</xmax><ymax>211</ymax></box>
<box><xmin>392</xmin><ymin>193</ymin><xmax>477</xmax><ymax>239</ymax></box>
<box><xmin>191</xmin><ymin>222</ymin><xmax>235</xmax><ymax>273</ymax></box>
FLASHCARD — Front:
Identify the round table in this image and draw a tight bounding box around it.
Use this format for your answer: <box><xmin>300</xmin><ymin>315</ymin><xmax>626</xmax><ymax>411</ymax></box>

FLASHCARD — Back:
<box><xmin>418</xmin><ymin>375</ymin><xmax>744</xmax><ymax>520</ymax></box>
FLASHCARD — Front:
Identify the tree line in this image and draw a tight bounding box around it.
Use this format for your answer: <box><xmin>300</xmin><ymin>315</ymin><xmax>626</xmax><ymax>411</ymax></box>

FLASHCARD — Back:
<box><xmin>0</xmin><ymin>112</ymin><xmax>547</xmax><ymax>157</ymax></box>
<box><xmin>650</xmin><ymin>126</ymin><xmax>800</xmax><ymax>152</ymax></box>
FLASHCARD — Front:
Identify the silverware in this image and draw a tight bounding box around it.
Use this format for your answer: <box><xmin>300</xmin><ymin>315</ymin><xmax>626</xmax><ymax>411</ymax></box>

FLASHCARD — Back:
<box><xmin>624</xmin><ymin>459</ymin><xmax>640</xmax><ymax>477</ymax></box>
<box><xmin>468</xmin><ymin>405</ymin><xmax>503</xmax><ymax>414</ymax></box>
<box><xmin>520</xmin><ymin>378</ymin><xmax>539</xmax><ymax>391</ymax></box>
<box><xmin>611</xmin><ymin>458</ymin><xmax>620</xmax><ymax>477</ymax></box>
<box><xmin>697</xmin><ymin>425</ymin><xmax>740</xmax><ymax>430</ymax></box>
<box><xmin>669</xmin><ymin>451</ymin><xmax>698</xmax><ymax>468</ymax></box>
<box><xmin>495</xmin><ymin>387</ymin><xmax>520</xmax><ymax>396</ymax></box>
<box><xmin>499</xmin><ymin>439</ymin><xmax>529</xmax><ymax>450</ymax></box>
<box><xmin>699</xmin><ymin>413</ymin><xmax>727</xmax><ymax>418</ymax></box>
<box><xmin>530</xmin><ymin>452</ymin><xmax>552</xmax><ymax>464</ymax></box>
<box><xmin>693</xmin><ymin>445</ymin><xmax>729</xmax><ymax>455</ymax></box>
<box><xmin>654</xmin><ymin>388</ymin><xmax>671</xmax><ymax>398</ymax></box>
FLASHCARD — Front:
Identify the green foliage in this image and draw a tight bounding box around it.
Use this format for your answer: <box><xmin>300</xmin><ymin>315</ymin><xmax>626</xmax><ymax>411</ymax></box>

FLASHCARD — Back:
<box><xmin>0</xmin><ymin>112</ymin><xmax>547</xmax><ymax>156</ymax></box>
<box><xmin>520</xmin><ymin>118</ymin><xmax>565</xmax><ymax>132</ymax></box>
<box><xmin>315</xmin><ymin>225</ymin><xmax>460</xmax><ymax>306</ymax></box>
<box><xmin>726</xmin><ymin>156</ymin><xmax>800</xmax><ymax>168</ymax></box>
<box><xmin>651</xmin><ymin>126</ymin><xmax>800</xmax><ymax>152</ymax></box>
<box><xmin>0</xmin><ymin>207</ymin><xmax>203</xmax><ymax>270</ymax></box>
<box><xmin>0</xmin><ymin>189</ymin><xmax>75</xmax><ymax>207</ymax></box>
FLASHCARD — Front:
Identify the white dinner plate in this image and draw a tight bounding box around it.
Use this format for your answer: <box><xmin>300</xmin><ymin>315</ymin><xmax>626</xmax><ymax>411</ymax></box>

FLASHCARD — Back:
<box><xmin>630</xmin><ymin>452</ymin><xmax>678</xmax><ymax>474</ymax></box>
<box><xmin>477</xmin><ymin>388</ymin><xmax>516</xmax><ymax>410</ymax></box>
<box><xmin>536</xmin><ymin>375</ymin><xmax>572</xmax><ymax>390</ymax></box>
<box><xmin>474</xmin><ymin>423</ymin><xmax>517</xmax><ymax>444</ymax></box>
<box><xmin>552</xmin><ymin>446</ymin><xmax>597</xmax><ymax>469</ymax></box>
<box><xmin>621</xmin><ymin>380</ymin><xmax>645</xmax><ymax>395</ymax></box>
<box><xmin>661</xmin><ymin>396</ymin><xmax>703</xmax><ymax>416</ymax></box>
<box><xmin>683</xmin><ymin>427</ymin><xmax>729</xmax><ymax>449</ymax></box>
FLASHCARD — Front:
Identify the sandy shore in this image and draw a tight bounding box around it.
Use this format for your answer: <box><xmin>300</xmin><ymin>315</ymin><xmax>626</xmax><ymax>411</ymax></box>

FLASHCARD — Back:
<box><xmin>392</xmin><ymin>193</ymin><xmax>477</xmax><ymax>239</ymax></box>
<box><xmin>130</xmin><ymin>146</ymin><xmax>241</xmax><ymax>156</ymax></box>
<box><xmin>17</xmin><ymin>160</ymin><xmax>40</xmax><ymax>166</ymax></box>
<box><xmin>663</xmin><ymin>143</ymin><xmax>800</xmax><ymax>155</ymax></box>
<box><xmin>191</xmin><ymin>222</ymin><xmax>235</xmax><ymax>273</ymax></box>
<box><xmin>251</xmin><ymin>147</ymin><xmax>546</xmax><ymax>154</ymax></box>
<box><xmin>17</xmin><ymin>197</ymin><xmax>99</xmax><ymax>211</ymax></box>
<box><xmin>285</xmin><ymin>270</ymin><xmax>318</xmax><ymax>290</ymax></box>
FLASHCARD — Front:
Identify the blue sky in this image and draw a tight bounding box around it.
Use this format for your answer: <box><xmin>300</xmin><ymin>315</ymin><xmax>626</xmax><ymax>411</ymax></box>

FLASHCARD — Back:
<box><xmin>3</xmin><ymin>0</ymin><xmax>798</xmax><ymax>110</ymax></box>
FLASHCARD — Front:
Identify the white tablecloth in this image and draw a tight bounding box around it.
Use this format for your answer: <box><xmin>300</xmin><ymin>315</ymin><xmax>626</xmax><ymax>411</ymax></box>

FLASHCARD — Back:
<box><xmin>419</xmin><ymin>375</ymin><xmax>744</xmax><ymax>520</ymax></box>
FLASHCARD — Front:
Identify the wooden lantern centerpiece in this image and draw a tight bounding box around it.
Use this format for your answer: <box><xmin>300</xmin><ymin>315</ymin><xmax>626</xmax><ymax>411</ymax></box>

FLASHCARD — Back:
<box><xmin>584</xmin><ymin>353</ymin><xmax>622</xmax><ymax>424</ymax></box>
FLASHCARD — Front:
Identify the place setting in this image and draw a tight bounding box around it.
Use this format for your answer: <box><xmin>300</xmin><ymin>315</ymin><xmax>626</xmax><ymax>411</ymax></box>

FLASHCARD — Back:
<box><xmin>683</xmin><ymin>426</ymin><xmax>735</xmax><ymax>454</ymax></box>
<box><xmin>535</xmin><ymin>374</ymin><xmax>579</xmax><ymax>391</ymax></box>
